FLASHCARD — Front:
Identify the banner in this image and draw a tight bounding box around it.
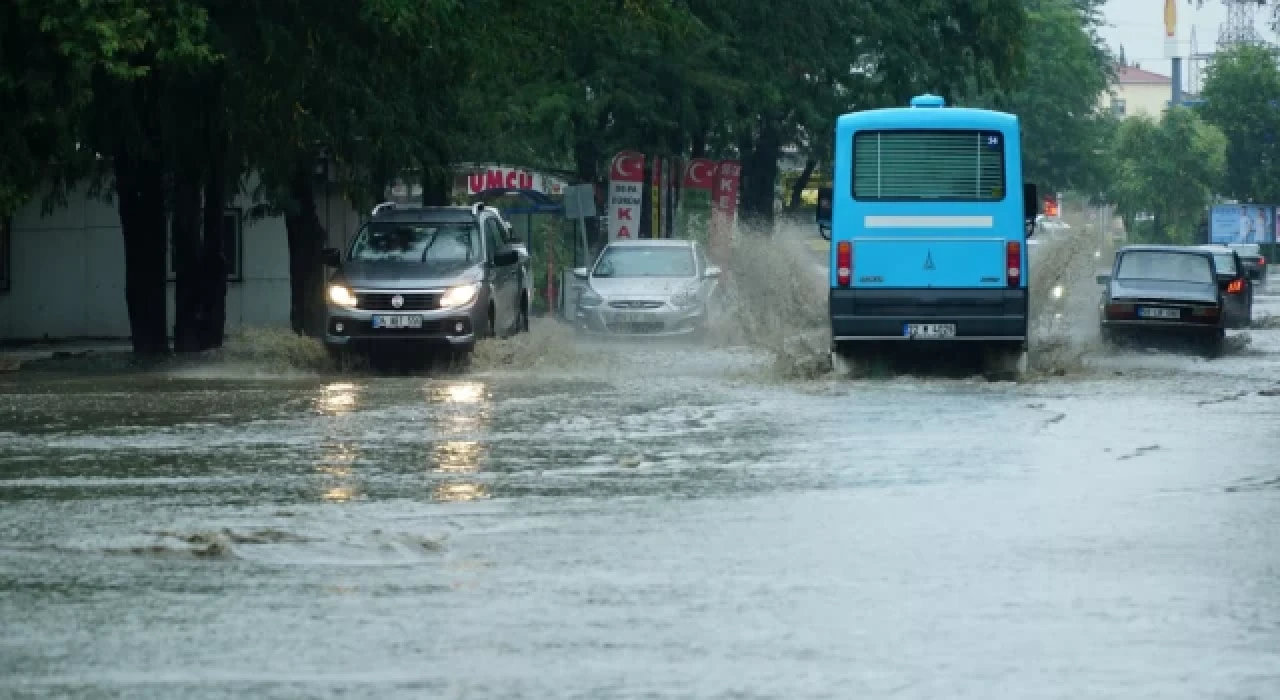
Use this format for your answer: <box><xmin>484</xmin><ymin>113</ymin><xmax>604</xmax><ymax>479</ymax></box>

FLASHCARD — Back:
<box><xmin>1210</xmin><ymin>203</ymin><xmax>1275</xmax><ymax>244</ymax></box>
<box><xmin>677</xmin><ymin>158</ymin><xmax>716</xmax><ymax>243</ymax></box>
<box><xmin>608</xmin><ymin>152</ymin><xmax>645</xmax><ymax>241</ymax></box>
<box><xmin>709</xmin><ymin>160</ymin><xmax>741</xmax><ymax>258</ymax></box>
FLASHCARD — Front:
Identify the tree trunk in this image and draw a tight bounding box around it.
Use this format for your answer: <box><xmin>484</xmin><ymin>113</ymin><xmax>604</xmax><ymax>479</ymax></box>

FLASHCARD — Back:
<box><xmin>691</xmin><ymin>131</ymin><xmax>708</xmax><ymax>159</ymax></box>
<box><xmin>115</xmin><ymin>149</ymin><xmax>170</xmax><ymax>356</ymax></box>
<box><xmin>421</xmin><ymin>165</ymin><xmax>451</xmax><ymax>206</ymax></box>
<box><xmin>199</xmin><ymin>129</ymin><xmax>229</xmax><ymax>349</ymax></box>
<box><xmin>740</xmin><ymin>118</ymin><xmax>781</xmax><ymax>232</ymax></box>
<box><xmin>171</xmin><ymin>168</ymin><xmax>203</xmax><ymax>353</ymax></box>
<box><xmin>285</xmin><ymin>161</ymin><xmax>327</xmax><ymax>336</ymax></box>
<box><xmin>788</xmin><ymin>159</ymin><xmax>817</xmax><ymax>210</ymax></box>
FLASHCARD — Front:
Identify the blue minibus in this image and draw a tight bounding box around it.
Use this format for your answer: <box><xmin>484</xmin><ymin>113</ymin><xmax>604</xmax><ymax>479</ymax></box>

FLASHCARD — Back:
<box><xmin>820</xmin><ymin>94</ymin><xmax>1040</xmax><ymax>372</ymax></box>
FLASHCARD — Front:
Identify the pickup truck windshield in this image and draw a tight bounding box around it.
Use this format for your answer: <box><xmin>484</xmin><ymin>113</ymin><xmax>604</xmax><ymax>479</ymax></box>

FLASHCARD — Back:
<box><xmin>348</xmin><ymin>222</ymin><xmax>481</xmax><ymax>263</ymax></box>
<box><xmin>1117</xmin><ymin>251</ymin><xmax>1214</xmax><ymax>284</ymax></box>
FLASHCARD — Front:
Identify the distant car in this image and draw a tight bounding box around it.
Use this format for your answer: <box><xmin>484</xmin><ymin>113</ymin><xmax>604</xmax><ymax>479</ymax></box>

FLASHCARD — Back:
<box><xmin>1097</xmin><ymin>245</ymin><xmax>1226</xmax><ymax>356</ymax></box>
<box><xmin>571</xmin><ymin>239</ymin><xmax>721</xmax><ymax>337</ymax></box>
<box><xmin>1196</xmin><ymin>244</ymin><xmax>1253</xmax><ymax>328</ymax></box>
<box><xmin>321</xmin><ymin>202</ymin><xmax>531</xmax><ymax>359</ymax></box>
<box><xmin>1226</xmin><ymin>243</ymin><xmax>1267</xmax><ymax>285</ymax></box>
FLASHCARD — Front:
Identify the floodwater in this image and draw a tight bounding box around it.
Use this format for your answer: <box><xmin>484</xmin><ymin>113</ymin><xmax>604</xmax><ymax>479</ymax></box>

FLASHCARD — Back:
<box><xmin>3</xmin><ymin>229</ymin><xmax>1280</xmax><ymax>698</ymax></box>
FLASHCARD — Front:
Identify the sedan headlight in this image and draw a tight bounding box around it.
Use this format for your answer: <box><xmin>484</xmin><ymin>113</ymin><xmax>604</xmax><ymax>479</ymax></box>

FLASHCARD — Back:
<box><xmin>577</xmin><ymin>289</ymin><xmax>603</xmax><ymax>308</ymax></box>
<box><xmin>1050</xmin><ymin>285</ymin><xmax>1064</xmax><ymax>300</ymax></box>
<box><xmin>439</xmin><ymin>282</ymin><xmax>481</xmax><ymax>309</ymax></box>
<box><xmin>669</xmin><ymin>287</ymin><xmax>701</xmax><ymax>309</ymax></box>
<box><xmin>328</xmin><ymin>284</ymin><xmax>358</xmax><ymax>308</ymax></box>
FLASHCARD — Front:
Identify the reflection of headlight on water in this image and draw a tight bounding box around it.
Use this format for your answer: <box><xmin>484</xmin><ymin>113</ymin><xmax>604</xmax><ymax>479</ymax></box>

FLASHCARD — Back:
<box><xmin>433</xmin><ymin>482</ymin><xmax>489</xmax><ymax>502</ymax></box>
<box><xmin>1051</xmin><ymin>285</ymin><xmax>1064</xmax><ymax>300</ymax></box>
<box><xmin>317</xmin><ymin>382</ymin><xmax>360</xmax><ymax>414</ymax></box>
<box><xmin>433</xmin><ymin>440</ymin><xmax>484</xmax><ymax>473</ymax></box>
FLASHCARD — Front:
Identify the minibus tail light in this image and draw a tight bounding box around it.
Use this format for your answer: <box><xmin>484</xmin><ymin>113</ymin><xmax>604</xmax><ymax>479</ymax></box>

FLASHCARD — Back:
<box><xmin>836</xmin><ymin>241</ymin><xmax>852</xmax><ymax>286</ymax></box>
<box><xmin>1006</xmin><ymin>241</ymin><xmax>1022</xmax><ymax>288</ymax></box>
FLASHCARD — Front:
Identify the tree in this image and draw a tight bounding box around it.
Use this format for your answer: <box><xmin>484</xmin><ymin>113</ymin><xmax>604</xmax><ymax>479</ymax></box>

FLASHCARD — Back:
<box><xmin>973</xmin><ymin>0</ymin><xmax>1114</xmax><ymax>196</ymax></box>
<box><xmin>1108</xmin><ymin>108</ymin><xmax>1226</xmax><ymax>243</ymax></box>
<box><xmin>1197</xmin><ymin>44</ymin><xmax>1280</xmax><ymax>204</ymax></box>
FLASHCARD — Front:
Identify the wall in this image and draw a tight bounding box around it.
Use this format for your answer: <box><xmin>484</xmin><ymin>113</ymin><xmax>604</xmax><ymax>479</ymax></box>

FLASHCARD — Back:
<box><xmin>0</xmin><ymin>181</ymin><xmax>360</xmax><ymax>341</ymax></box>
<box><xmin>1101</xmin><ymin>83</ymin><xmax>1172</xmax><ymax>120</ymax></box>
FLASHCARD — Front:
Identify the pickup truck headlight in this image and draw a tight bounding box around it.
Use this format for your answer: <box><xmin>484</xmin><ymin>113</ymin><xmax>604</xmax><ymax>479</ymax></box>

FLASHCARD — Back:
<box><xmin>328</xmin><ymin>284</ymin><xmax>358</xmax><ymax>308</ymax></box>
<box><xmin>440</xmin><ymin>282</ymin><xmax>481</xmax><ymax>309</ymax></box>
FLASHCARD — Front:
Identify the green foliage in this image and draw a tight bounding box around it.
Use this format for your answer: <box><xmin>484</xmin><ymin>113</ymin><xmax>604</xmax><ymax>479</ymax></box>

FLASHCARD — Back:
<box><xmin>1197</xmin><ymin>44</ymin><xmax>1280</xmax><ymax>204</ymax></box>
<box><xmin>1108</xmin><ymin>109</ymin><xmax>1226</xmax><ymax>243</ymax></box>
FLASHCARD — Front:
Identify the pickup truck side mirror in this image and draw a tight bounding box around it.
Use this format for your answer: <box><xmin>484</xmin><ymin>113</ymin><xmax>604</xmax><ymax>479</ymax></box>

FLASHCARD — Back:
<box><xmin>572</xmin><ymin>267</ymin><xmax>589</xmax><ymax>280</ymax></box>
<box><xmin>321</xmin><ymin>248</ymin><xmax>342</xmax><ymax>267</ymax></box>
<box><xmin>494</xmin><ymin>250</ymin><xmax>520</xmax><ymax>267</ymax></box>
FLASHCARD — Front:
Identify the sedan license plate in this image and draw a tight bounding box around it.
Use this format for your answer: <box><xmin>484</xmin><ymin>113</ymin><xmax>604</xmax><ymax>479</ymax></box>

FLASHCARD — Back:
<box><xmin>614</xmin><ymin>312</ymin><xmax>651</xmax><ymax>324</ymax></box>
<box><xmin>1137</xmin><ymin>307</ymin><xmax>1180</xmax><ymax>320</ymax></box>
<box><xmin>904</xmin><ymin>323</ymin><xmax>957</xmax><ymax>339</ymax></box>
<box><xmin>372</xmin><ymin>314</ymin><xmax>423</xmax><ymax>329</ymax></box>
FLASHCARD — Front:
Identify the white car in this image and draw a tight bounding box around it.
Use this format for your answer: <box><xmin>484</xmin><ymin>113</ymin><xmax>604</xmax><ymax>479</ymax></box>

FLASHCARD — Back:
<box><xmin>571</xmin><ymin>239</ymin><xmax>721</xmax><ymax>337</ymax></box>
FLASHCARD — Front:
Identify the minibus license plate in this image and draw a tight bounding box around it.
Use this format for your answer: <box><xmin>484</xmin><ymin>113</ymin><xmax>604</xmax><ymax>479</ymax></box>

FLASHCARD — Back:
<box><xmin>373</xmin><ymin>315</ymin><xmax>423</xmax><ymax>329</ymax></box>
<box><xmin>904</xmin><ymin>323</ymin><xmax>956</xmax><ymax>339</ymax></box>
<box><xmin>1137</xmin><ymin>307</ymin><xmax>1180</xmax><ymax>320</ymax></box>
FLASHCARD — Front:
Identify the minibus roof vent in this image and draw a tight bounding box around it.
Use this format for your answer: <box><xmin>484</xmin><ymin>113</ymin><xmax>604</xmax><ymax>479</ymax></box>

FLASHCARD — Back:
<box><xmin>910</xmin><ymin>94</ymin><xmax>946</xmax><ymax>108</ymax></box>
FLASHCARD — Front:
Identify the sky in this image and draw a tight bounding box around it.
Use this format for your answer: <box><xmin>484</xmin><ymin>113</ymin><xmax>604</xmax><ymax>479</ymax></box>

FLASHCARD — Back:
<box><xmin>1099</xmin><ymin>0</ymin><xmax>1276</xmax><ymax>90</ymax></box>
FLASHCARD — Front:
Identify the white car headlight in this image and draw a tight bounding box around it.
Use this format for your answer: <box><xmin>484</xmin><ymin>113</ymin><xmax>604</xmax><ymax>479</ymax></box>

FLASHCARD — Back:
<box><xmin>439</xmin><ymin>282</ymin><xmax>481</xmax><ymax>309</ymax></box>
<box><xmin>670</xmin><ymin>287</ymin><xmax>701</xmax><ymax>309</ymax></box>
<box><xmin>328</xmin><ymin>284</ymin><xmax>358</xmax><ymax>308</ymax></box>
<box><xmin>1051</xmin><ymin>285</ymin><xmax>1064</xmax><ymax>300</ymax></box>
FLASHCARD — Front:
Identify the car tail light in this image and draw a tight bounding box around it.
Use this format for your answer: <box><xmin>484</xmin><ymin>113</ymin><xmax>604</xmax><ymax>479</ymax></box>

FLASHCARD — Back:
<box><xmin>1227</xmin><ymin>278</ymin><xmax>1244</xmax><ymax>294</ymax></box>
<box><xmin>836</xmin><ymin>241</ymin><xmax>852</xmax><ymax>286</ymax></box>
<box><xmin>1006</xmin><ymin>241</ymin><xmax>1021</xmax><ymax>288</ymax></box>
<box><xmin>1105</xmin><ymin>302</ymin><xmax>1134</xmax><ymax>319</ymax></box>
<box><xmin>1260</xmin><ymin>256</ymin><xmax>1267</xmax><ymax>266</ymax></box>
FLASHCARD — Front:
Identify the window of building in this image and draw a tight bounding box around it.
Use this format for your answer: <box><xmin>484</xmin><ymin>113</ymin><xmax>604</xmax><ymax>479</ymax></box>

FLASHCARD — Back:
<box><xmin>167</xmin><ymin>208</ymin><xmax>244</xmax><ymax>282</ymax></box>
<box><xmin>1111</xmin><ymin>99</ymin><xmax>1127</xmax><ymax>117</ymax></box>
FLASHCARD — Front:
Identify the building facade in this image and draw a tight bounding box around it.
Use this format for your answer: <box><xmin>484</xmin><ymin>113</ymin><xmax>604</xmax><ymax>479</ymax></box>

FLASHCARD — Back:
<box><xmin>0</xmin><ymin>181</ymin><xmax>361</xmax><ymax>341</ymax></box>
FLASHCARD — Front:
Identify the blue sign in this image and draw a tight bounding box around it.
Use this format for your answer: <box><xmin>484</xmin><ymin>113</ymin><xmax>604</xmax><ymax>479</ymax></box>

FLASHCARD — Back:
<box><xmin>1210</xmin><ymin>204</ymin><xmax>1275</xmax><ymax>244</ymax></box>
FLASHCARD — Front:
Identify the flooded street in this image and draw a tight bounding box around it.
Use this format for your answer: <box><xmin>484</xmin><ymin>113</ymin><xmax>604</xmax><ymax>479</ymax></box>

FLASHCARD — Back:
<box><xmin>4</xmin><ymin>244</ymin><xmax>1280</xmax><ymax>697</ymax></box>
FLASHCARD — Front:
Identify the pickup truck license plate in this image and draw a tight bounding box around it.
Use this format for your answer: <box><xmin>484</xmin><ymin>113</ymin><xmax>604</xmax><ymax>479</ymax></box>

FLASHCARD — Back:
<box><xmin>904</xmin><ymin>323</ymin><xmax>957</xmax><ymax>339</ymax></box>
<box><xmin>1136</xmin><ymin>307</ymin><xmax>1180</xmax><ymax>320</ymax></box>
<box><xmin>372</xmin><ymin>314</ymin><xmax>423</xmax><ymax>329</ymax></box>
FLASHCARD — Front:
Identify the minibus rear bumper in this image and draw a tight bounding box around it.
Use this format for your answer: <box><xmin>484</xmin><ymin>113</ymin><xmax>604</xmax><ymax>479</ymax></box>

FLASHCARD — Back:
<box><xmin>830</xmin><ymin>288</ymin><xmax>1028</xmax><ymax>341</ymax></box>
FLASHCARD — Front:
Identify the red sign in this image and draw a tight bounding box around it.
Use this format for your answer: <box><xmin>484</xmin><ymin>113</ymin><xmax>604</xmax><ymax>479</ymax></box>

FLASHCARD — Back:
<box><xmin>682</xmin><ymin>158</ymin><xmax>716</xmax><ymax>190</ymax></box>
<box><xmin>467</xmin><ymin>168</ymin><xmax>536</xmax><ymax>194</ymax></box>
<box><xmin>1043</xmin><ymin>195</ymin><xmax>1059</xmax><ymax>218</ymax></box>
<box><xmin>609</xmin><ymin>151</ymin><xmax>646</xmax><ymax>241</ymax></box>
<box><xmin>709</xmin><ymin>160</ymin><xmax>741</xmax><ymax>258</ymax></box>
<box><xmin>712</xmin><ymin>161</ymin><xmax>741</xmax><ymax>220</ymax></box>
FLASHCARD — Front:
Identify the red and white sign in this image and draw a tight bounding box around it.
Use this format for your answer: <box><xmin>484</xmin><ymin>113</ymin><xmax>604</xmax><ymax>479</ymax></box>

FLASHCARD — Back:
<box><xmin>608</xmin><ymin>151</ymin><xmax>645</xmax><ymax>241</ymax></box>
<box><xmin>682</xmin><ymin>159</ymin><xmax>716</xmax><ymax>191</ymax></box>
<box><xmin>466</xmin><ymin>167</ymin><xmax>536</xmax><ymax>194</ymax></box>
<box><xmin>709</xmin><ymin>160</ymin><xmax>741</xmax><ymax>255</ymax></box>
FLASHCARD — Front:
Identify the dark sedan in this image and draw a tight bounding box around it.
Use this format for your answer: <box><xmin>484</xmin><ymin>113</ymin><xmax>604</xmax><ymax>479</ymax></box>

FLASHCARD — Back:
<box><xmin>1227</xmin><ymin>243</ymin><xmax>1267</xmax><ymax>286</ymax></box>
<box><xmin>1097</xmin><ymin>246</ymin><xmax>1226</xmax><ymax>357</ymax></box>
<box><xmin>1196</xmin><ymin>245</ymin><xmax>1253</xmax><ymax>328</ymax></box>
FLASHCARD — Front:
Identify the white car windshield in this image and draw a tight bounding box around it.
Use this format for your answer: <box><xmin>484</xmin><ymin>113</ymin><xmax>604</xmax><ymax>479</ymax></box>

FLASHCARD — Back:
<box><xmin>593</xmin><ymin>247</ymin><xmax>696</xmax><ymax>278</ymax></box>
<box><xmin>348</xmin><ymin>222</ymin><xmax>481</xmax><ymax>263</ymax></box>
<box><xmin>1116</xmin><ymin>251</ymin><xmax>1213</xmax><ymax>284</ymax></box>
